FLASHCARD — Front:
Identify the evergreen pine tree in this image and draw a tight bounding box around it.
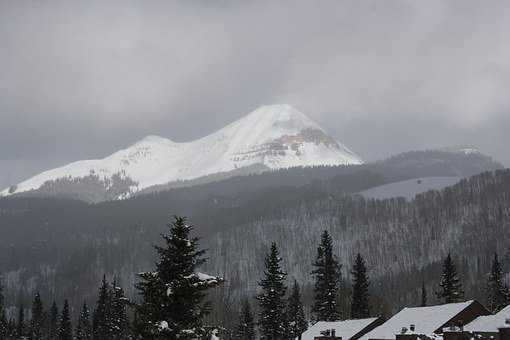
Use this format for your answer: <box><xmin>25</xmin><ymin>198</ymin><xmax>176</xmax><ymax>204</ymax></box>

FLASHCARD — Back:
<box><xmin>312</xmin><ymin>230</ymin><xmax>341</xmax><ymax>321</ymax></box>
<box><xmin>75</xmin><ymin>302</ymin><xmax>92</xmax><ymax>340</ymax></box>
<box><xmin>235</xmin><ymin>299</ymin><xmax>256</xmax><ymax>340</ymax></box>
<box><xmin>0</xmin><ymin>279</ymin><xmax>7</xmax><ymax>340</ymax></box>
<box><xmin>30</xmin><ymin>292</ymin><xmax>45</xmax><ymax>340</ymax></box>
<box><xmin>17</xmin><ymin>304</ymin><xmax>25</xmax><ymax>339</ymax></box>
<box><xmin>111</xmin><ymin>281</ymin><xmax>129</xmax><ymax>340</ymax></box>
<box><xmin>287</xmin><ymin>280</ymin><xmax>308</xmax><ymax>340</ymax></box>
<box><xmin>436</xmin><ymin>253</ymin><xmax>464</xmax><ymax>304</ymax></box>
<box><xmin>93</xmin><ymin>275</ymin><xmax>112</xmax><ymax>340</ymax></box>
<box><xmin>351</xmin><ymin>254</ymin><xmax>370</xmax><ymax>319</ymax></box>
<box><xmin>7</xmin><ymin>318</ymin><xmax>16</xmax><ymax>340</ymax></box>
<box><xmin>487</xmin><ymin>253</ymin><xmax>510</xmax><ymax>313</ymax></box>
<box><xmin>58</xmin><ymin>300</ymin><xmax>72</xmax><ymax>340</ymax></box>
<box><xmin>48</xmin><ymin>301</ymin><xmax>59</xmax><ymax>340</ymax></box>
<box><xmin>421</xmin><ymin>281</ymin><xmax>427</xmax><ymax>307</ymax></box>
<box><xmin>133</xmin><ymin>216</ymin><xmax>223</xmax><ymax>340</ymax></box>
<box><xmin>257</xmin><ymin>242</ymin><xmax>287</xmax><ymax>340</ymax></box>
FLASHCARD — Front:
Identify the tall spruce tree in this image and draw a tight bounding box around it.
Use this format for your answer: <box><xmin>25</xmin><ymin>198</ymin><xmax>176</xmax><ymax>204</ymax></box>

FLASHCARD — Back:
<box><xmin>48</xmin><ymin>301</ymin><xmax>59</xmax><ymax>340</ymax></box>
<box><xmin>111</xmin><ymin>281</ymin><xmax>129</xmax><ymax>340</ymax></box>
<box><xmin>75</xmin><ymin>302</ymin><xmax>92</xmax><ymax>340</ymax></box>
<box><xmin>133</xmin><ymin>216</ymin><xmax>222</xmax><ymax>340</ymax></box>
<box><xmin>17</xmin><ymin>304</ymin><xmax>25</xmax><ymax>339</ymax></box>
<box><xmin>0</xmin><ymin>279</ymin><xmax>7</xmax><ymax>340</ymax></box>
<box><xmin>351</xmin><ymin>254</ymin><xmax>370</xmax><ymax>319</ymax></box>
<box><xmin>257</xmin><ymin>242</ymin><xmax>287</xmax><ymax>340</ymax></box>
<box><xmin>436</xmin><ymin>253</ymin><xmax>463</xmax><ymax>304</ymax></box>
<box><xmin>93</xmin><ymin>275</ymin><xmax>112</xmax><ymax>340</ymax></box>
<box><xmin>58</xmin><ymin>300</ymin><xmax>72</xmax><ymax>340</ymax></box>
<box><xmin>487</xmin><ymin>253</ymin><xmax>510</xmax><ymax>313</ymax></box>
<box><xmin>287</xmin><ymin>280</ymin><xmax>308</xmax><ymax>340</ymax></box>
<box><xmin>235</xmin><ymin>299</ymin><xmax>256</xmax><ymax>340</ymax></box>
<box><xmin>421</xmin><ymin>281</ymin><xmax>427</xmax><ymax>307</ymax></box>
<box><xmin>7</xmin><ymin>318</ymin><xmax>15</xmax><ymax>340</ymax></box>
<box><xmin>312</xmin><ymin>230</ymin><xmax>341</xmax><ymax>321</ymax></box>
<box><xmin>30</xmin><ymin>292</ymin><xmax>45</xmax><ymax>340</ymax></box>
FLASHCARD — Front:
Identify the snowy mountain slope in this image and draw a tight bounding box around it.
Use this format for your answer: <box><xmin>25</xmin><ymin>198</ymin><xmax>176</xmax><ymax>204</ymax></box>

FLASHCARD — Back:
<box><xmin>358</xmin><ymin>176</ymin><xmax>462</xmax><ymax>200</ymax></box>
<box><xmin>1</xmin><ymin>104</ymin><xmax>362</xmax><ymax>199</ymax></box>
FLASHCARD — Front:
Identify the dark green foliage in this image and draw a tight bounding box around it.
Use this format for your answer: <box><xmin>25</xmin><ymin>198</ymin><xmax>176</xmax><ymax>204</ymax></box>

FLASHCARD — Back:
<box><xmin>17</xmin><ymin>304</ymin><xmax>25</xmax><ymax>339</ymax></box>
<box><xmin>133</xmin><ymin>216</ymin><xmax>222</xmax><ymax>340</ymax></box>
<box><xmin>351</xmin><ymin>254</ymin><xmax>370</xmax><ymax>319</ymax></box>
<box><xmin>58</xmin><ymin>300</ymin><xmax>72</xmax><ymax>340</ymax></box>
<box><xmin>235</xmin><ymin>300</ymin><xmax>255</xmax><ymax>340</ymax></box>
<box><xmin>312</xmin><ymin>231</ymin><xmax>341</xmax><ymax>321</ymax></box>
<box><xmin>7</xmin><ymin>318</ymin><xmax>15</xmax><ymax>339</ymax></box>
<box><xmin>487</xmin><ymin>253</ymin><xmax>510</xmax><ymax>313</ymax></box>
<box><xmin>75</xmin><ymin>302</ymin><xmax>92</xmax><ymax>340</ymax></box>
<box><xmin>421</xmin><ymin>281</ymin><xmax>427</xmax><ymax>307</ymax></box>
<box><xmin>48</xmin><ymin>301</ymin><xmax>59</xmax><ymax>340</ymax></box>
<box><xmin>436</xmin><ymin>253</ymin><xmax>464</xmax><ymax>304</ymax></box>
<box><xmin>257</xmin><ymin>243</ymin><xmax>287</xmax><ymax>340</ymax></box>
<box><xmin>93</xmin><ymin>276</ymin><xmax>112</xmax><ymax>340</ymax></box>
<box><xmin>0</xmin><ymin>279</ymin><xmax>7</xmax><ymax>340</ymax></box>
<box><xmin>111</xmin><ymin>282</ymin><xmax>129</xmax><ymax>340</ymax></box>
<box><xmin>287</xmin><ymin>280</ymin><xmax>308</xmax><ymax>340</ymax></box>
<box><xmin>30</xmin><ymin>292</ymin><xmax>45</xmax><ymax>340</ymax></box>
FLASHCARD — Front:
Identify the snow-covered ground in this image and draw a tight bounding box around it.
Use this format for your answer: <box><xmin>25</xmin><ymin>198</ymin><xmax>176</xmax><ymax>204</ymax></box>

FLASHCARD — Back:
<box><xmin>358</xmin><ymin>177</ymin><xmax>462</xmax><ymax>200</ymax></box>
<box><xmin>1</xmin><ymin>104</ymin><xmax>362</xmax><ymax>198</ymax></box>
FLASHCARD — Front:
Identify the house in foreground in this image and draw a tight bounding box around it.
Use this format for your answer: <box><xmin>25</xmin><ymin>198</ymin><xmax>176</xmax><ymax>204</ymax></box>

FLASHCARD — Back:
<box><xmin>301</xmin><ymin>317</ymin><xmax>383</xmax><ymax>340</ymax></box>
<box><xmin>462</xmin><ymin>304</ymin><xmax>510</xmax><ymax>340</ymax></box>
<box><xmin>361</xmin><ymin>300</ymin><xmax>490</xmax><ymax>340</ymax></box>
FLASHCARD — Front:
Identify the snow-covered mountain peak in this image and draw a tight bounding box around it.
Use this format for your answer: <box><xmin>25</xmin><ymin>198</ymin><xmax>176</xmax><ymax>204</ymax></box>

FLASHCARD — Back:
<box><xmin>136</xmin><ymin>135</ymin><xmax>175</xmax><ymax>145</ymax></box>
<box><xmin>1</xmin><ymin>105</ymin><xmax>363</xmax><ymax>200</ymax></box>
<box><xmin>242</xmin><ymin>104</ymin><xmax>322</xmax><ymax>131</ymax></box>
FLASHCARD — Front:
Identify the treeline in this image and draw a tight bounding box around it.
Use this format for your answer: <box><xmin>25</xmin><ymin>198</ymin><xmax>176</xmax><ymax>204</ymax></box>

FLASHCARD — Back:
<box><xmin>218</xmin><ymin>237</ymin><xmax>510</xmax><ymax>340</ymax></box>
<box><xmin>0</xmin><ymin>276</ymin><xmax>129</xmax><ymax>340</ymax></box>
<box><xmin>1</xmin><ymin>217</ymin><xmax>509</xmax><ymax>340</ymax></box>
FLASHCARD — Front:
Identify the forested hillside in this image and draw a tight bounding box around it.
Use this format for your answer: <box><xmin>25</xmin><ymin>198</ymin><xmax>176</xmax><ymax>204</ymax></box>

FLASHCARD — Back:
<box><xmin>203</xmin><ymin>170</ymin><xmax>510</xmax><ymax>316</ymax></box>
<box><xmin>0</xmin><ymin>151</ymin><xmax>505</xmax><ymax>321</ymax></box>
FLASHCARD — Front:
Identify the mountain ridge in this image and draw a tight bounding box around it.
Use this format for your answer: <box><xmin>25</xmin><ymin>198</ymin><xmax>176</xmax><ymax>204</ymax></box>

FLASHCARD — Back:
<box><xmin>1</xmin><ymin>104</ymin><xmax>362</xmax><ymax>200</ymax></box>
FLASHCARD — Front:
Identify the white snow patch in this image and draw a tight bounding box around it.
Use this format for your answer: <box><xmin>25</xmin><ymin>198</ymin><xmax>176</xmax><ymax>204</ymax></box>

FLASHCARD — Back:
<box><xmin>359</xmin><ymin>177</ymin><xmax>462</xmax><ymax>200</ymax></box>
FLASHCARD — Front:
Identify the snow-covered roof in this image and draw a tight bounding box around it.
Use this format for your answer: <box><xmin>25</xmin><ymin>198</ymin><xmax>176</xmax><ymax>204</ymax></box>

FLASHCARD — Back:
<box><xmin>301</xmin><ymin>318</ymin><xmax>380</xmax><ymax>340</ymax></box>
<box><xmin>465</xmin><ymin>304</ymin><xmax>510</xmax><ymax>333</ymax></box>
<box><xmin>361</xmin><ymin>301</ymin><xmax>475</xmax><ymax>340</ymax></box>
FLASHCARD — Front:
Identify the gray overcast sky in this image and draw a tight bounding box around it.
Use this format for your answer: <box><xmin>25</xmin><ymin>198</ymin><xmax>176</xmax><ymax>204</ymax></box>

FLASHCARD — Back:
<box><xmin>1</xmin><ymin>0</ymin><xmax>510</xmax><ymax>189</ymax></box>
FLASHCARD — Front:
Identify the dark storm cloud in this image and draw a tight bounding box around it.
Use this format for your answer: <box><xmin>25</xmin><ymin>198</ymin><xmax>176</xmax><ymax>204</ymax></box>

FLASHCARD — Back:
<box><xmin>1</xmin><ymin>0</ymin><xmax>510</xmax><ymax>188</ymax></box>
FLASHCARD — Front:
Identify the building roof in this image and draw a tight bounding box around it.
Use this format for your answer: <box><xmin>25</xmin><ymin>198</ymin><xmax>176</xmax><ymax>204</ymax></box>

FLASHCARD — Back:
<box><xmin>301</xmin><ymin>318</ymin><xmax>381</xmax><ymax>340</ymax></box>
<box><xmin>361</xmin><ymin>301</ymin><xmax>475</xmax><ymax>340</ymax></box>
<box><xmin>465</xmin><ymin>304</ymin><xmax>510</xmax><ymax>333</ymax></box>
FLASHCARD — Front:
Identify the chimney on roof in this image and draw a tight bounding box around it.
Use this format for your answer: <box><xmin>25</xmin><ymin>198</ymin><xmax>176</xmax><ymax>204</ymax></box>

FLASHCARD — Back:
<box><xmin>410</xmin><ymin>325</ymin><xmax>416</xmax><ymax>332</ymax></box>
<box><xmin>315</xmin><ymin>328</ymin><xmax>341</xmax><ymax>340</ymax></box>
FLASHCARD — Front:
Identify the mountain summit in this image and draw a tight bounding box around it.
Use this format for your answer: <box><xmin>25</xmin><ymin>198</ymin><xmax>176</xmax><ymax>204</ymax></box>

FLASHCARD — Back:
<box><xmin>1</xmin><ymin>105</ymin><xmax>362</xmax><ymax>200</ymax></box>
